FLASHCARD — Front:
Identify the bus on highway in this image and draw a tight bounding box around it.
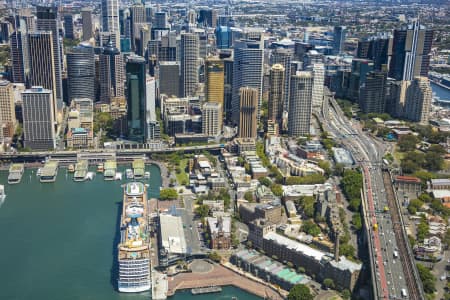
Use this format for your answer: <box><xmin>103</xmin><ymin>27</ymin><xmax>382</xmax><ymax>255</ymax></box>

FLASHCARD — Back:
<box><xmin>393</xmin><ymin>250</ymin><xmax>399</xmax><ymax>258</ymax></box>
<box><xmin>401</xmin><ymin>288</ymin><xmax>407</xmax><ymax>298</ymax></box>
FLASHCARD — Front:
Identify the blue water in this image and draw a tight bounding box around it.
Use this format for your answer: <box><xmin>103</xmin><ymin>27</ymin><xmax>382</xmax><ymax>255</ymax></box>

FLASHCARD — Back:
<box><xmin>431</xmin><ymin>81</ymin><xmax>450</xmax><ymax>101</ymax></box>
<box><xmin>0</xmin><ymin>165</ymin><xmax>260</xmax><ymax>300</ymax></box>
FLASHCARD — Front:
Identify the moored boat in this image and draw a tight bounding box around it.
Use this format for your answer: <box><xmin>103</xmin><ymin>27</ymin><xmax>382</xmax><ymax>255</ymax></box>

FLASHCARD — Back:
<box><xmin>97</xmin><ymin>163</ymin><xmax>104</xmax><ymax>173</ymax></box>
<box><xmin>68</xmin><ymin>164</ymin><xmax>75</xmax><ymax>173</ymax></box>
<box><xmin>0</xmin><ymin>184</ymin><xmax>6</xmax><ymax>201</ymax></box>
<box><xmin>8</xmin><ymin>164</ymin><xmax>24</xmax><ymax>184</ymax></box>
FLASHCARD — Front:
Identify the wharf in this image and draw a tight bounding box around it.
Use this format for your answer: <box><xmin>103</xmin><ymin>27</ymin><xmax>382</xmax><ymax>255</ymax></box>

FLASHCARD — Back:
<box><xmin>152</xmin><ymin>270</ymin><xmax>168</xmax><ymax>300</ymax></box>
<box><xmin>8</xmin><ymin>163</ymin><xmax>24</xmax><ymax>184</ymax></box>
<box><xmin>191</xmin><ymin>286</ymin><xmax>222</xmax><ymax>295</ymax></box>
<box><xmin>73</xmin><ymin>160</ymin><xmax>89</xmax><ymax>181</ymax></box>
<box><xmin>132</xmin><ymin>158</ymin><xmax>145</xmax><ymax>179</ymax></box>
<box><xmin>103</xmin><ymin>160</ymin><xmax>116</xmax><ymax>181</ymax></box>
<box><xmin>40</xmin><ymin>161</ymin><xmax>59</xmax><ymax>183</ymax></box>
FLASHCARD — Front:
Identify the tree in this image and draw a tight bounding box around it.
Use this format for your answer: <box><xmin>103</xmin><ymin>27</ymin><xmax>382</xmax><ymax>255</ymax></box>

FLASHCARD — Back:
<box><xmin>318</xmin><ymin>160</ymin><xmax>331</xmax><ymax>177</ymax></box>
<box><xmin>271</xmin><ymin>183</ymin><xmax>283</xmax><ymax>197</ymax></box>
<box><xmin>398</xmin><ymin>134</ymin><xmax>419</xmax><ymax>152</ymax></box>
<box><xmin>341</xmin><ymin>289</ymin><xmax>351</xmax><ymax>300</ymax></box>
<box><xmin>417</xmin><ymin>263</ymin><xmax>436</xmax><ymax>294</ymax></box>
<box><xmin>352</xmin><ymin>213</ymin><xmax>362</xmax><ymax>230</ymax></box>
<box><xmin>93</xmin><ymin>112</ymin><xmax>113</xmax><ymax>134</ymax></box>
<box><xmin>340</xmin><ymin>243</ymin><xmax>356</xmax><ymax>258</ymax></box>
<box><xmin>417</xmin><ymin>216</ymin><xmax>429</xmax><ymax>241</ymax></box>
<box><xmin>196</xmin><ymin>204</ymin><xmax>210</xmax><ymax>218</ymax></box>
<box><xmin>258</xmin><ymin>177</ymin><xmax>272</xmax><ymax>187</ymax></box>
<box><xmin>296</xmin><ymin>196</ymin><xmax>316</xmax><ymax>218</ymax></box>
<box><xmin>302</xmin><ymin>220</ymin><xmax>321</xmax><ymax>236</ymax></box>
<box><xmin>424</xmin><ymin>151</ymin><xmax>444</xmax><ymax>171</ymax></box>
<box><xmin>285</xmin><ymin>174</ymin><xmax>326</xmax><ymax>185</ymax></box>
<box><xmin>244</xmin><ymin>191</ymin><xmax>254</xmax><ymax>202</ymax></box>
<box><xmin>160</xmin><ymin>188</ymin><xmax>178</xmax><ymax>200</ymax></box>
<box><xmin>323</xmin><ymin>278</ymin><xmax>335</xmax><ymax>289</ymax></box>
<box><xmin>407</xmin><ymin>198</ymin><xmax>424</xmax><ymax>214</ymax></box>
<box><xmin>208</xmin><ymin>251</ymin><xmax>222</xmax><ymax>263</ymax></box>
<box><xmin>288</xmin><ymin>284</ymin><xmax>313</xmax><ymax>300</ymax></box>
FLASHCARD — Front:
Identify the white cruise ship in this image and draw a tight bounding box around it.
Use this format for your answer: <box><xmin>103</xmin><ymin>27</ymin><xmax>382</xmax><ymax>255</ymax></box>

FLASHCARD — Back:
<box><xmin>117</xmin><ymin>182</ymin><xmax>151</xmax><ymax>293</ymax></box>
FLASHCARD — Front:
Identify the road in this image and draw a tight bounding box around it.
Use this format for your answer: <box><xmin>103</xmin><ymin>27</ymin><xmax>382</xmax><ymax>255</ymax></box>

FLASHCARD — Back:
<box><xmin>322</xmin><ymin>98</ymin><xmax>423</xmax><ymax>300</ymax></box>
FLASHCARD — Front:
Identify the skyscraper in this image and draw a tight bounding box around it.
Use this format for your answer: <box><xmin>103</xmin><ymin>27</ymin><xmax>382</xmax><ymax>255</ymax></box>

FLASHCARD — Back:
<box><xmin>126</xmin><ymin>55</ymin><xmax>146</xmax><ymax>142</ymax></box>
<box><xmin>0</xmin><ymin>80</ymin><xmax>16</xmax><ymax>142</ymax></box>
<box><xmin>268</xmin><ymin>64</ymin><xmax>285</xmax><ymax>129</ymax></box>
<box><xmin>158</xmin><ymin>61</ymin><xmax>180</xmax><ymax>97</ymax></box>
<box><xmin>215</xmin><ymin>26</ymin><xmax>231</xmax><ymax>49</ymax></box>
<box><xmin>36</xmin><ymin>6</ymin><xmax>63</xmax><ymax>111</ymax></box>
<box><xmin>99</xmin><ymin>41</ymin><xmax>124</xmax><ymax>103</ymax></box>
<box><xmin>311</xmin><ymin>64</ymin><xmax>325</xmax><ymax>109</ymax></box>
<box><xmin>81</xmin><ymin>7</ymin><xmax>93</xmax><ymax>41</ymax></box>
<box><xmin>389</xmin><ymin>22</ymin><xmax>433</xmax><ymax>81</ymax></box>
<box><xmin>357</xmin><ymin>36</ymin><xmax>391</xmax><ymax>71</ymax></box>
<box><xmin>10</xmin><ymin>30</ymin><xmax>28</xmax><ymax>83</ymax></box>
<box><xmin>231</xmin><ymin>40</ymin><xmax>263</xmax><ymax>125</ymax></box>
<box><xmin>22</xmin><ymin>86</ymin><xmax>56</xmax><ymax>150</ymax></box>
<box><xmin>101</xmin><ymin>0</ymin><xmax>120</xmax><ymax>49</ymax></box>
<box><xmin>146</xmin><ymin>76</ymin><xmax>160</xmax><ymax>141</ymax></box>
<box><xmin>64</xmin><ymin>14</ymin><xmax>74</xmax><ymax>39</ymax></box>
<box><xmin>205</xmin><ymin>57</ymin><xmax>224</xmax><ymax>107</ymax></box>
<box><xmin>198</xmin><ymin>9</ymin><xmax>217</xmax><ymax>28</ymax></box>
<box><xmin>333</xmin><ymin>26</ymin><xmax>346</xmax><ymax>55</ymax></box>
<box><xmin>404</xmin><ymin>77</ymin><xmax>432</xmax><ymax>125</ymax></box>
<box><xmin>153</xmin><ymin>12</ymin><xmax>168</xmax><ymax>29</ymax></box>
<box><xmin>28</xmin><ymin>31</ymin><xmax>57</xmax><ymax>120</ymax></box>
<box><xmin>130</xmin><ymin>4</ymin><xmax>146</xmax><ymax>52</ymax></box>
<box><xmin>271</xmin><ymin>48</ymin><xmax>294</xmax><ymax>112</ymax></box>
<box><xmin>67</xmin><ymin>44</ymin><xmax>95</xmax><ymax>102</ymax></box>
<box><xmin>238</xmin><ymin>87</ymin><xmax>258</xmax><ymax>139</ymax></box>
<box><xmin>288</xmin><ymin>72</ymin><xmax>313</xmax><ymax>137</ymax></box>
<box><xmin>359</xmin><ymin>71</ymin><xmax>387</xmax><ymax>114</ymax></box>
<box><xmin>202</xmin><ymin>102</ymin><xmax>222</xmax><ymax>137</ymax></box>
<box><xmin>180</xmin><ymin>33</ymin><xmax>199</xmax><ymax>97</ymax></box>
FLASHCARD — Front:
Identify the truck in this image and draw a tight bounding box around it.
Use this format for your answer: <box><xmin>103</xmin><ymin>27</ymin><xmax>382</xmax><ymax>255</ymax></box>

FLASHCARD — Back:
<box><xmin>393</xmin><ymin>250</ymin><xmax>399</xmax><ymax>259</ymax></box>
<box><xmin>401</xmin><ymin>288</ymin><xmax>407</xmax><ymax>298</ymax></box>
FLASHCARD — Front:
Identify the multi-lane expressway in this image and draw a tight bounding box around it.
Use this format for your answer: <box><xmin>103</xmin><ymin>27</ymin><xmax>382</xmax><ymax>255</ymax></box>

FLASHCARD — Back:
<box><xmin>321</xmin><ymin>99</ymin><xmax>423</xmax><ymax>300</ymax></box>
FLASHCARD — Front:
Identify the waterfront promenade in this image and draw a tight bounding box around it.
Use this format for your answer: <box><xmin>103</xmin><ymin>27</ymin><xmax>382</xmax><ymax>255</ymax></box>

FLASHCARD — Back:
<box><xmin>167</xmin><ymin>262</ymin><xmax>284</xmax><ymax>300</ymax></box>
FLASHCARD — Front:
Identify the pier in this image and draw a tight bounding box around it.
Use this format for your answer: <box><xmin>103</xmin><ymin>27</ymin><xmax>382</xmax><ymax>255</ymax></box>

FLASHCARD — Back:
<box><xmin>191</xmin><ymin>286</ymin><xmax>222</xmax><ymax>295</ymax></box>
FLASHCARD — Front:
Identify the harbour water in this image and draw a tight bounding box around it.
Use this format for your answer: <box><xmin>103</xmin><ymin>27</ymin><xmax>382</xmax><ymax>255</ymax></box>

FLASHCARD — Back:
<box><xmin>431</xmin><ymin>81</ymin><xmax>450</xmax><ymax>101</ymax></box>
<box><xmin>0</xmin><ymin>165</ymin><xmax>261</xmax><ymax>300</ymax></box>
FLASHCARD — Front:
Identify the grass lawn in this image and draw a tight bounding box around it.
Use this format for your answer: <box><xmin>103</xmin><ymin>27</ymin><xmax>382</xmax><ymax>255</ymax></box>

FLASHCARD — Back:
<box><xmin>393</xmin><ymin>145</ymin><xmax>405</xmax><ymax>162</ymax></box>
<box><xmin>175</xmin><ymin>159</ymin><xmax>189</xmax><ymax>185</ymax></box>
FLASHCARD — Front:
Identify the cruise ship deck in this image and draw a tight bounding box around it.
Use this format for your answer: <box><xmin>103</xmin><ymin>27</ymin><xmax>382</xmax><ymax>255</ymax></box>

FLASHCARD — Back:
<box><xmin>117</xmin><ymin>182</ymin><xmax>151</xmax><ymax>293</ymax></box>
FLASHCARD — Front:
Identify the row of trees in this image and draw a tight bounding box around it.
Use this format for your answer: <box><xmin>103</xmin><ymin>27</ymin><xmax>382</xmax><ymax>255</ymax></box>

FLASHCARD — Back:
<box><xmin>341</xmin><ymin>169</ymin><xmax>363</xmax><ymax>212</ymax></box>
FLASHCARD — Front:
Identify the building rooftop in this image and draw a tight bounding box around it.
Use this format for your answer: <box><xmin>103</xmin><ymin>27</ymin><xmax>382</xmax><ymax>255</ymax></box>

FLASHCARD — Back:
<box><xmin>430</xmin><ymin>178</ymin><xmax>450</xmax><ymax>185</ymax></box>
<box><xmin>159</xmin><ymin>214</ymin><xmax>187</xmax><ymax>255</ymax></box>
<box><xmin>328</xmin><ymin>256</ymin><xmax>362</xmax><ymax>273</ymax></box>
<box><xmin>207</xmin><ymin>216</ymin><xmax>231</xmax><ymax>235</ymax></box>
<box><xmin>395</xmin><ymin>176</ymin><xmax>421</xmax><ymax>183</ymax></box>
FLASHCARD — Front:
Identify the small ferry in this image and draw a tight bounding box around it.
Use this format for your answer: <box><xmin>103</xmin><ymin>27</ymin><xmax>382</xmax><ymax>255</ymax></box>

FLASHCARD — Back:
<box><xmin>36</xmin><ymin>168</ymin><xmax>42</xmax><ymax>177</ymax></box>
<box><xmin>104</xmin><ymin>160</ymin><xmax>117</xmax><ymax>181</ymax></box>
<box><xmin>74</xmin><ymin>160</ymin><xmax>89</xmax><ymax>182</ymax></box>
<box><xmin>132</xmin><ymin>159</ymin><xmax>145</xmax><ymax>180</ymax></box>
<box><xmin>85</xmin><ymin>172</ymin><xmax>95</xmax><ymax>181</ymax></box>
<box><xmin>144</xmin><ymin>171</ymin><xmax>150</xmax><ymax>179</ymax></box>
<box><xmin>97</xmin><ymin>163</ymin><xmax>104</xmax><ymax>173</ymax></box>
<box><xmin>125</xmin><ymin>169</ymin><xmax>134</xmax><ymax>179</ymax></box>
<box><xmin>68</xmin><ymin>164</ymin><xmax>75</xmax><ymax>173</ymax></box>
<box><xmin>191</xmin><ymin>286</ymin><xmax>222</xmax><ymax>295</ymax></box>
<box><xmin>8</xmin><ymin>163</ymin><xmax>24</xmax><ymax>184</ymax></box>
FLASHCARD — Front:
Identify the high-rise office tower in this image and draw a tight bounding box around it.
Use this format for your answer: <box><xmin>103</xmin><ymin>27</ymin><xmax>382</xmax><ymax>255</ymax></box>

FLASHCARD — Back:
<box><xmin>215</xmin><ymin>26</ymin><xmax>231</xmax><ymax>49</ymax></box>
<box><xmin>268</xmin><ymin>64</ymin><xmax>285</xmax><ymax>129</ymax></box>
<box><xmin>64</xmin><ymin>14</ymin><xmax>74</xmax><ymax>39</ymax></box>
<box><xmin>154</xmin><ymin>12</ymin><xmax>168</xmax><ymax>29</ymax></box>
<box><xmin>222</xmin><ymin>52</ymin><xmax>234</xmax><ymax>122</ymax></box>
<box><xmin>202</xmin><ymin>102</ymin><xmax>222</xmax><ymax>137</ymax></box>
<box><xmin>101</xmin><ymin>0</ymin><xmax>120</xmax><ymax>49</ymax></box>
<box><xmin>0</xmin><ymin>80</ymin><xmax>16</xmax><ymax>142</ymax></box>
<box><xmin>288</xmin><ymin>71</ymin><xmax>313</xmax><ymax>137</ymax></box>
<box><xmin>36</xmin><ymin>6</ymin><xmax>63</xmax><ymax>111</ymax></box>
<box><xmin>28</xmin><ymin>31</ymin><xmax>57</xmax><ymax>120</ymax></box>
<box><xmin>389</xmin><ymin>22</ymin><xmax>433</xmax><ymax>81</ymax></box>
<box><xmin>405</xmin><ymin>77</ymin><xmax>432</xmax><ymax>125</ymax></box>
<box><xmin>146</xmin><ymin>76</ymin><xmax>160</xmax><ymax>141</ymax></box>
<box><xmin>135</xmin><ymin>24</ymin><xmax>150</xmax><ymax>57</ymax></box>
<box><xmin>126</xmin><ymin>55</ymin><xmax>146</xmax><ymax>142</ymax></box>
<box><xmin>10</xmin><ymin>30</ymin><xmax>29</xmax><ymax>83</ymax></box>
<box><xmin>180</xmin><ymin>33</ymin><xmax>199</xmax><ymax>97</ymax></box>
<box><xmin>67</xmin><ymin>44</ymin><xmax>95</xmax><ymax>102</ymax></box>
<box><xmin>81</xmin><ymin>7</ymin><xmax>93</xmax><ymax>41</ymax></box>
<box><xmin>311</xmin><ymin>64</ymin><xmax>325</xmax><ymax>109</ymax></box>
<box><xmin>348</xmin><ymin>58</ymin><xmax>374</xmax><ymax>101</ymax></box>
<box><xmin>333</xmin><ymin>26</ymin><xmax>346</xmax><ymax>55</ymax></box>
<box><xmin>205</xmin><ymin>57</ymin><xmax>224</xmax><ymax>107</ymax></box>
<box><xmin>99</xmin><ymin>41</ymin><xmax>124</xmax><ymax>103</ymax></box>
<box><xmin>238</xmin><ymin>87</ymin><xmax>258</xmax><ymax>139</ymax></box>
<box><xmin>357</xmin><ymin>36</ymin><xmax>391</xmax><ymax>71</ymax></box>
<box><xmin>158</xmin><ymin>61</ymin><xmax>180</xmax><ymax>97</ymax></box>
<box><xmin>22</xmin><ymin>86</ymin><xmax>56</xmax><ymax>150</ymax></box>
<box><xmin>130</xmin><ymin>4</ymin><xmax>146</xmax><ymax>52</ymax></box>
<box><xmin>145</xmin><ymin>6</ymin><xmax>153</xmax><ymax>23</ymax></box>
<box><xmin>198</xmin><ymin>9</ymin><xmax>217</xmax><ymax>28</ymax></box>
<box><xmin>231</xmin><ymin>40</ymin><xmax>263</xmax><ymax>125</ymax></box>
<box><xmin>271</xmin><ymin>48</ymin><xmax>294</xmax><ymax>112</ymax></box>
<box><xmin>359</xmin><ymin>71</ymin><xmax>387</xmax><ymax>114</ymax></box>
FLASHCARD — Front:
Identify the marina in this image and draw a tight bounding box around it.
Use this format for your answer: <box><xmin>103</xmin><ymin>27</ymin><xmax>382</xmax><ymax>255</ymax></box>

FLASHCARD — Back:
<box><xmin>7</xmin><ymin>163</ymin><xmax>24</xmax><ymax>184</ymax></box>
<box><xmin>39</xmin><ymin>161</ymin><xmax>59</xmax><ymax>183</ymax></box>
